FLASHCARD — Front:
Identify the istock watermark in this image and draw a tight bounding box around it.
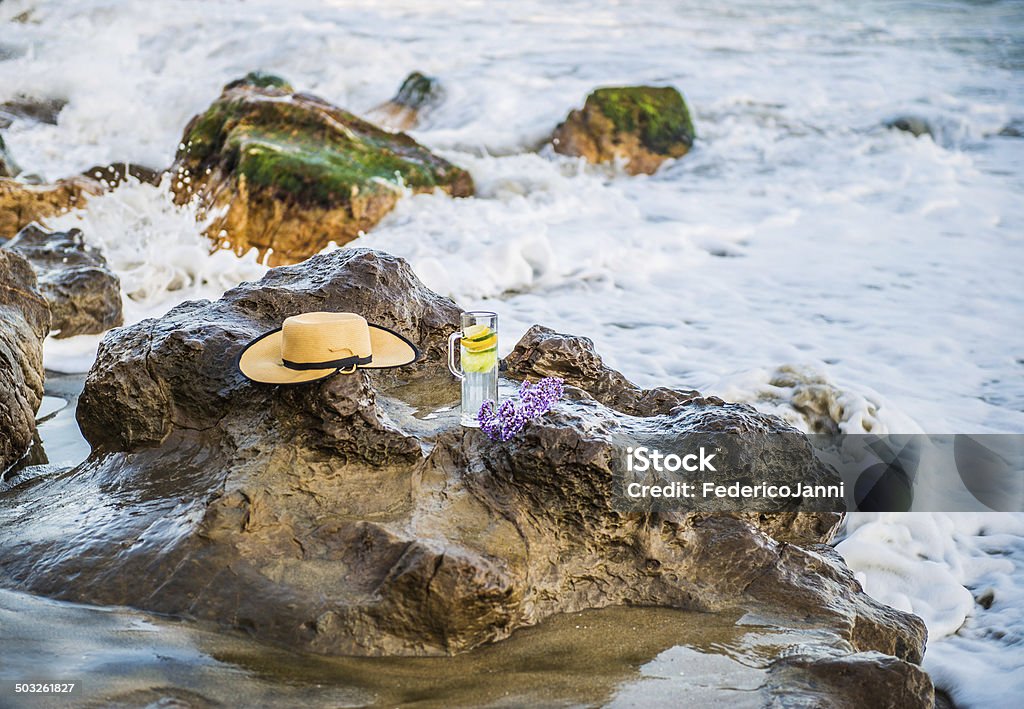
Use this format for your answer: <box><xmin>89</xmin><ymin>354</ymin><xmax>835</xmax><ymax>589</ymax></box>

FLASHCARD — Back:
<box><xmin>610</xmin><ymin>433</ymin><xmax>1024</xmax><ymax>514</ymax></box>
<box><xmin>626</xmin><ymin>446</ymin><xmax>718</xmax><ymax>473</ymax></box>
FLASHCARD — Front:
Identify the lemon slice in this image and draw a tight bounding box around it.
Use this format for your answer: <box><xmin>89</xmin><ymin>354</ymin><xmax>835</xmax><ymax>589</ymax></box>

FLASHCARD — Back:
<box><xmin>462</xmin><ymin>333</ymin><xmax>497</xmax><ymax>352</ymax></box>
<box><xmin>463</xmin><ymin>323</ymin><xmax>491</xmax><ymax>341</ymax></box>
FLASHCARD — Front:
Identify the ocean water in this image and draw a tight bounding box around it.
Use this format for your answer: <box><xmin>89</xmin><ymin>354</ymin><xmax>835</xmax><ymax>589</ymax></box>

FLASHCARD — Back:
<box><xmin>1</xmin><ymin>0</ymin><xmax>1022</xmax><ymax>705</ymax></box>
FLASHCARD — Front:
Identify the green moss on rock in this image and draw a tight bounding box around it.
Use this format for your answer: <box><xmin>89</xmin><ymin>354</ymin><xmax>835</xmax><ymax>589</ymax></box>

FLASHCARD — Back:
<box><xmin>176</xmin><ymin>78</ymin><xmax>471</xmax><ymax>209</ymax></box>
<box><xmin>225</xmin><ymin>71</ymin><xmax>294</xmax><ymax>93</ymax></box>
<box><xmin>171</xmin><ymin>74</ymin><xmax>473</xmax><ymax>263</ymax></box>
<box><xmin>231</xmin><ymin>130</ymin><xmax>439</xmax><ymax>208</ymax></box>
<box><xmin>588</xmin><ymin>86</ymin><xmax>695</xmax><ymax>154</ymax></box>
<box><xmin>392</xmin><ymin>72</ymin><xmax>443</xmax><ymax>110</ymax></box>
<box><xmin>180</xmin><ymin>100</ymin><xmax>233</xmax><ymax>163</ymax></box>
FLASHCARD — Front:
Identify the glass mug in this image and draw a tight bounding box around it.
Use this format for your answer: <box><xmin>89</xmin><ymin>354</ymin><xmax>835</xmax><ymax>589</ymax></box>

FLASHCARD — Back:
<box><xmin>448</xmin><ymin>311</ymin><xmax>499</xmax><ymax>427</ymax></box>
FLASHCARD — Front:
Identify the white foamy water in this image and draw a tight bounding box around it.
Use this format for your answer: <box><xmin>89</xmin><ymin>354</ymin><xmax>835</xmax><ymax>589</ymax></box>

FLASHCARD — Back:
<box><xmin>2</xmin><ymin>0</ymin><xmax>1022</xmax><ymax>704</ymax></box>
<box><xmin>39</xmin><ymin>179</ymin><xmax>268</xmax><ymax>371</ymax></box>
<box><xmin>837</xmin><ymin>512</ymin><xmax>1024</xmax><ymax>707</ymax></box>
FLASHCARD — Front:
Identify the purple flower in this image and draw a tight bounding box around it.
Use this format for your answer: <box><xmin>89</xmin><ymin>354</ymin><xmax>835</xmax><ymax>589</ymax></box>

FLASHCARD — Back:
<box><xmin>477</xmin><ymin>377</ymin><xmax>564</xmax><ymax>441</ymax></box>
<box><xmin>478</xmin><ymin>400</ymin><xmax>502</xmax><ymax>440</ymax></box>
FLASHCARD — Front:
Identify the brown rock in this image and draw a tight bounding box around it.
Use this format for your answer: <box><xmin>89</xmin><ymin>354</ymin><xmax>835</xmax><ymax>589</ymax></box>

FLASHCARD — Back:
<box><xmin>505</xmin><ymin>323</ymin><xmax>706</xmax><ymax>415</ymax></box>
<box><xmin>0</xmin><ymin>176</ymin><xmax>102</xmax><ymax>239</ymax></box>
<box><xmin>81</xmin><ymin>162</ymin><xmax>163</xmax><ymax>189</ymax></box>
<box><xmin>552</xmin><ymin>86</ymin><xmax>696</xmax><ymax>175</ymax></box>
<box><xmin>0</xmin><ymin>248</ymin><xmax>50</xmax><ymax>471</ymax></box>
<box><xmin>504</xmin><ymin>325</ymin><xmax>844</xmax><ymax>545</ymax></box>
<box><xmin>170</xmin><ymin>72</ymin><xmax>473</xmax><ymax>266</ymax></box>
<box><xmin>5</xmin><ymin>225</ymin><xmax>123</xmax><ymax>338</ymax></box>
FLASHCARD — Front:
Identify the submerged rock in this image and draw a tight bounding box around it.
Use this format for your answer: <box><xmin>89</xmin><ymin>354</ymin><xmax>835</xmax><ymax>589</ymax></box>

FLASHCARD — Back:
<box><xmin>1</xmin><ymin>134</ymin><xmax>20</xmax><ymax>178</ymax></box>
<box><xmin>0</xmin><ymin>95</ymin><xmax>66</xmax><ymax>129</ymax></box>
<box><xmin>368</xmin><ymin>71</ymin><xmax>446</xmax><ymax>131</ymax></box>
<box><xmin>4</xmin><ymin>225</ymin><xmax>123</xmax><ymax>338</ymax></box>
<box><xmin>552</xmin><ymin>86</ymin><xmax>696</xmax><ymax>175</ymax></box>
<box><xmin>0</xmin><ymin>176</ymin><xmax>102</xmax><ymax>238</ymax></box>
<box><xmin>998</xmin><ymin>118</ymin><xmax>1023</xmax><ymax>138</ymax></box>
<box><xmin>0</xmin><ymin>248</ymin><xmax>929</xmax><ymax>704</ymax></box>
<box><xmin>885</xmin><ymin>115</ymin><xmax>934</xmax><ymax>139</ymax></box>
<box><xmin>0</xmin><ymin>249</ymin><xmax>50</xmax><ymax>471</ymax></box>
<box><xmin>81</xmin><ymin>162</ymin><xmax>163</xmax><ymax>189</ymax></box>
<box><xmin>170</xmin><ymin>73</ymin><xmax>474</xmax><ymax>266</ymax></box>
<box><xmin>767</xmin><ymin>651</ymin><xmax>935</xmax><ymax>708</ymax></box>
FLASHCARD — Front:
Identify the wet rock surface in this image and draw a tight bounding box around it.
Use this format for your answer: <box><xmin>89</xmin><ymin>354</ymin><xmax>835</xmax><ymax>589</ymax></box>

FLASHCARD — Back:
<box><xmin>0</xmin><ymin>248</ymin><xmax>50</xmax><ymax>472</ymax></box>
<box><xmin>4</xmin><ymin>225</ymin><xmax>123</xmax><ymax>338</ymax></box>
<box><xmin>368</xmin><ymin>71</ymin><xmax>446</xmax><ymax>131</ymax></box>
<box><xmin>74</xmin><ymin>248</ymin><xmax>461</xmax><ymax>451</ymax></box>
<box><xmin>766</xmin><ymin>651</ymin><xmax>935</xmax><ymax>708</ymax></box>
<box><xmin>505</xmin><ymin>323</ymin><xmax>706</xmax><ymax>415</ymax></box>
<box><xmin>552</xmin><ymin>86</ymin><xmax>696</xmax><ymax>174</ymax></box>
<box><xmin>0</xmin><ymin>248</ymin><xmax>928</xmax><ymax>704</ymax></box>
<box><xmin>171</xmin><ymin>73</ymin><xmax>474</xmax><ymax>266</ymax></box>
<box><xmin>82</xmin><ymin>162</ymin><xmax>163</xmax><ymax>189</ymax></box>
<box><xmin>0</xmin><ymin>95</ymin><xmax>66</xmax><ymax>129</ymax></box>
<box><xmin>504</xmin><ymin>324</ymin><xmax>845</xmax><ymax>545</ymax></box>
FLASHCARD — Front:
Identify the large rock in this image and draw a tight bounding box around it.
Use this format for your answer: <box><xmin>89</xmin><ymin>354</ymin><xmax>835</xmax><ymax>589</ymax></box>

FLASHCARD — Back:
<box><xmin>552</xmin><ymin>86</ymin><xmax>696</xmax><ymax>175</ymax></box>
<box><xmin>170</xmin><ymin>72</ymin><xmax>474</xmax><ymax>266</ymax></box>
<box><xmin>367</xmin><ymin>71</ymin><xmax>446</xmax><ymax>131</ymax></box>
<box><xmin>4</xmin><ymin>225</ymin><xmax>123</xmax><ymax>338</ymax></box>
<box><xmin>0</xmin><ymin>249</ymin><xmax>929</xmax><ymax>704</ymax></box>
<box><xmin>0</xmin><ymin>176</ymin><xmax>102</xmax><ymax>238</ymax></box>
<box><xmin>0</xmin><ymin>249</ymin><xmax>50</xmax><ymax>471</ymax></box>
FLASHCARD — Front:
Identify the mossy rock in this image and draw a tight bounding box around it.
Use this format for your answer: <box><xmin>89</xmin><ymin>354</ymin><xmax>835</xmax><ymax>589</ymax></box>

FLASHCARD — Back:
<box><xmin>225</xmin><ymin>71</ymin><xmax>294</xmax><ymax>93</ymax></box>
<box><xmin>587</xmin><ymin>87</ymin><xmax>695</xmax><ymax>154</ymax></box>
<box><xmin>552</xmin><ymin>86</ymin><xmax>696</xmax><ymax>175</ymax></box>
<box><xmin>172</xmin><ymin>74</ymin><xmax>473</xmax><ymax>265</ymax></box>
<box><xmin>368</xmin><ymin>71</ymin><xmax>445</xmax><ymax>132</ymax></box>
<box><xmin>392</xmin><ymin>72</ymin><xmax>444</xmax><ymax>111</ymax></box>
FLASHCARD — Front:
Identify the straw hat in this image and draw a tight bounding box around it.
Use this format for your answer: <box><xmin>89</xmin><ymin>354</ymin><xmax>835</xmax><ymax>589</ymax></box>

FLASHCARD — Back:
<box><xmin>238</xmin><ymin>312</ymin><xmax>419</xmax><ymax>384</ymax></box>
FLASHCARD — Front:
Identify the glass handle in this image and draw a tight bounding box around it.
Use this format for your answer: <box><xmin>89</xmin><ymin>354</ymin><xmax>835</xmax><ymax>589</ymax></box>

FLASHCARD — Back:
<box><xmin>447</xmin><ymin>332</ymin><xmax>463</xmax><ymax>380</ymax></box>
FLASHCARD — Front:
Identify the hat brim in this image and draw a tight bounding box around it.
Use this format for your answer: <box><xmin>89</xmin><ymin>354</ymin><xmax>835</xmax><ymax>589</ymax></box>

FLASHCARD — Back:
<box><xmin>237</xmin><ymin>322</ymin><xmax>420</xmax><ymax>385</ymax></box>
